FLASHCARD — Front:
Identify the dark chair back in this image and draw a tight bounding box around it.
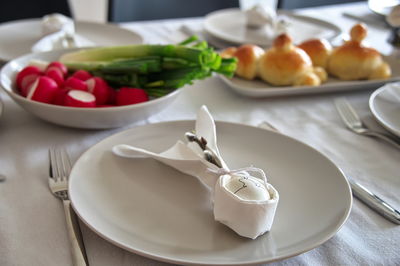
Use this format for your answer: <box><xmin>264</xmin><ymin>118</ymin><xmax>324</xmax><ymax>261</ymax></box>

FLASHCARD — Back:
<box><xmin>278</xmin><ymin>0</ymin><xmax>365</xmax><ymax>9</ymax></box>
<box><xmin>108</xmin><ymin>0</ymin><xmax>239</xmax><ymax>22</ymax></box>
<box><xmin>0</xmin><ymin>0</ymin><xmax>71</xmax><ymax>23</ymax></box>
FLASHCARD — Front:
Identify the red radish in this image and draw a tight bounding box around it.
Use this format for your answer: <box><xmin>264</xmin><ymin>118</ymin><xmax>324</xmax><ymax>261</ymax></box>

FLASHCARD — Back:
<box><xmin>52</xmin><ymin>88</ymin><xmax>69</xmax><ymax>106</ymax></box>
<box><xmin>116</xmin><ymin>87</ymin><xmax>149</xmax><ymax>106</ymax></box>
<box><xmin>27</xmin><ymin>76</ymin><xmax>58</xmax><ymax>104</ymax></box>
<box><xmin>20</xmin><ymin>74</ymin><xmax>42</xmax><ymax>97</ymax></box>
<box><xmin>107</xmin><ymin>87</ymin><xmax>117</xmax><ymax>104</ymax></box>
<box><xmin>86</xmin><ymin>77</ymin><xmax>109</xmax><ymax>105</ymax></box>
<box><xmin>64</xmin><ymin>90</ymin><xmax>96</xmax><ymax>108</ymax></box>
<box><xmin>72</xmin><ymin>70</ymin><xmax>92</xmax><ymax>81</ymax></box>
<box><xmin>45</xmin><ymin>68</ymin><xmax>64</xmax><ymax>86</ymax></box>
<box><xmin>16</xmin><ymin>66</ymin><xmax>42</xmax><ymax>93</ymax></box>
<box><xmin>63</xmin><ymin>77</ymin><xmax>88</xmax><ymax>91</ymax></box>
<box><xmin>47</xmin><ymin>61</ymin><xmax>67</xmax><ymax>76</ymax></box>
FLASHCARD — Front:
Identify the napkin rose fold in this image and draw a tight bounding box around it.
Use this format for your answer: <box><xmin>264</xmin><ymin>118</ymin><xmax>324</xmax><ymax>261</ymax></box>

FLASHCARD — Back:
<box><xmin>244</xmin><ymin>4</ymin><xmax>288</xmax><ymax>38</ymax></box>
<box><xmin>112</xmin><ymin>106</ymin><xmax>279</xmax><ymax>239</ymax></box>
<box><xmin>31</xmin><ymin>13</ymin><xmax>94</xmax><ymax>53</ymax></box>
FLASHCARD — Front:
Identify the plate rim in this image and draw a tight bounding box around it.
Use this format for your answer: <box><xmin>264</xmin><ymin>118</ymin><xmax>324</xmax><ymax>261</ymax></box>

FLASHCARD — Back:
<box><xmin>204</xmin><ymin>8</ymin><xmax>342</xmax><ymax>46</ymax></box>
<box><xmin>70</xmin><ymin>120</ymin><xmax>352</xmax><ymax>265</ymax></box>
<box><xmin>219</xmin><ymin>75</ymin><xmax>400</xmax><ymax>98</ymax></box>
<box><xmin>0</xmin><ymin>18</ymin><xmax>143</xmax><ymax>61</ymax></box>
<box><xmin>369</xmin><ymin>84</ymin><xmax>400</xmax><ymax>137</ymax></box>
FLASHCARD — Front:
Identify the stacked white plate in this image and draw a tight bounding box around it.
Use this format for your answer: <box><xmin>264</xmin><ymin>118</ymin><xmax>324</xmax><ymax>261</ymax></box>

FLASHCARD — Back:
<box><xmin>203</xmin><ymin>8</ymin><xmax>342</xmax><ymax>48</ymax></box>
<box><xmin>0</xmin><ymin>19</ymin><xmax>143</xmax><ymax>61</ymax></box>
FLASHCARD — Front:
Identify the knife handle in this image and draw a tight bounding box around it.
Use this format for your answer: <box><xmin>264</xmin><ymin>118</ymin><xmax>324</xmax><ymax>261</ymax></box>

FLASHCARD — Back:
<box><xmin>63</xmin><ymin>200</ymin><xmax>88</xmax><ymax>266</ymax></box>
<box><xmin>349</xmin><ymin>180</ymin><xmax>400</xmax><ymax>225</ymax></box>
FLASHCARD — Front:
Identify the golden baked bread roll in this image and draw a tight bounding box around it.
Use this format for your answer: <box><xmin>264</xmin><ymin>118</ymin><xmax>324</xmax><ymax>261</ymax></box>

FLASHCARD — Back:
<box><xmin>327</xmin><ymin>23</ymin><xmax>391</xmax><ymax>80</ymax></box>
<box><xmin>258</xmin><ymin>34</ymin><xmax>325</xmax><ymax>86</ymax></box>
<box><xmin>297</xmin><ymin>38</ymin><xmax>332</xmax><ymax>69</ymax></box>
<box><xmin>220</xmin><ymin>47</ymin><xmax>237</xmax><ymax>59</ymax></box>
<box><xmin>221</xmin><ymin>44</ymin><xmax>264</xmax><ymax>80</ymax></box>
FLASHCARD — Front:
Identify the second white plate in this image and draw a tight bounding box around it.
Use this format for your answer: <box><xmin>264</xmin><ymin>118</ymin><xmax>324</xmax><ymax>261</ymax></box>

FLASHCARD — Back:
<box><xmin>69</xmin><ymin>120</ymin><xmax>352</xmax><ymax>265</ymax></box>
<box><xmin>369</xmin><ymin>82</ymin><xmax>400</xmax><ymax>137</ymax></box>
<box><xmin>0</xmin><ymin>19</ymin><xmax>143</xmax><ymax>61</ymax></box>
<box><xmin>204</xmin><ymin>8</ymin><xmax>341</xmax><ymax>47</ymax></box>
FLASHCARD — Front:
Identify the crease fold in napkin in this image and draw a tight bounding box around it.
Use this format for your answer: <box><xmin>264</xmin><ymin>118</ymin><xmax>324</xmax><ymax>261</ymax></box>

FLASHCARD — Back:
<box><xmin>31</xmin><ymin>13</ymin><xmax>94</xmax><ymax>53</ymax></box>
<box><xmin>112</xmin><ymin>105</ymin><xmax>279</xmax><ymax>239</ymax></box>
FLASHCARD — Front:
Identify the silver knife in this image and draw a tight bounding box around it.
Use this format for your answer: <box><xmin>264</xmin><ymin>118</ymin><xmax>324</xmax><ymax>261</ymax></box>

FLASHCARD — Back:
<box><xmin>349</xmin><ymin>178</ymin><xmax>400</xmax><ymax>224</ymax></box>
<box><xmin>258</xmin><ymin>121</ymin><xmax>400</xmax><ymax>225</ymax></box>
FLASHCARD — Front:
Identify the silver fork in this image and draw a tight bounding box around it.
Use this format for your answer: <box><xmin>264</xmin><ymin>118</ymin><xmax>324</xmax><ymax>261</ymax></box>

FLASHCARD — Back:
<box><xmin>49</xmin><ymin>148</ymin><xmax>88</xmax><ymax>266</ymax></box>
<box><xmin>334</xmin><ymin>98</ymin><xmax>400</xmax><ymax>150</ymax></box>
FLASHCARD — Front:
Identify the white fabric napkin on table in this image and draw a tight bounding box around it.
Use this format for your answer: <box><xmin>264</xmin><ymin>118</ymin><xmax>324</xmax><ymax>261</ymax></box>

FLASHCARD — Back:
<box><xmin>112</xmin><ymin>105</ymin><xmax>279</xmax><ymax>239</ymax></box>
<box><xmin>244</xmin><ymin>4</ymin><xmax>288</xmax><ymax>37</ymax></box>
<box><xmin>31</xmin><ymin>13</ymin><xmax>94</xmax><ymax>52</ymax></box>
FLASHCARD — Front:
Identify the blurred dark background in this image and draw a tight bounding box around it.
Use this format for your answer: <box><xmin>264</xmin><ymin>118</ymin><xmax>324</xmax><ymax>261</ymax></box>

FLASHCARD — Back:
<box><xmin>0</xmin><ymin>0</ymin><xmax>71</xmax><ymax>23</ymax></box>
<box><xmin>0</xmin><ymin>0</ymin><xmax>365</xmax><ymax>23</ymax></box>
<box><xmin>108</xmin><ymin>0</ymin><xmax>239</xmax><ymax>22</ymax></box>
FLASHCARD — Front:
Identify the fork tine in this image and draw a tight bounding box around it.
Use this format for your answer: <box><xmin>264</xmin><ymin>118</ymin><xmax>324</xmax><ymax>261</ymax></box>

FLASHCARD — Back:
<box><xmin>60</xmin><ymin>148</ymin><xmax>72</xmax><ymax>179</ymax></box>
<box><xmin>334</xmin><ymin>98</ymin><xmax>362</xmax><ymax>127</ymax></box>
<box><xmin>340</xmin><ymin>100</ymin><xmax>357</xmax><ymax>124</ymax></box>
<box><xmin>49</xmin><ymin>148</ymin><xmax>60</xmax><ymax>180</ymax></box>
<box><xmin>49</xmin><ymin>147</ymin><xmax>72</xmax><ymax>181</ymax></box>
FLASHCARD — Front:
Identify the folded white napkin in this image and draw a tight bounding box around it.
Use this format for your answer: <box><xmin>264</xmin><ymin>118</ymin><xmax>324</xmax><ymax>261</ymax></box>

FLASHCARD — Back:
<box><xmin>245</xmin><ymin>4</ymin><xmax>277</xmax><ymax>28</ymax></box>
<box><xmin>112</xmin><ymin>106</ymin><xmax>279</xmax><ymax>239</ymax></box>
<box><xmin>244</xmin><ymin>4</ymin><xmax>288</xmax><ymax>34</ymax></box>
<box><xmin>31</xmin><ymin>13</ymin><xmax>94</xmax><ymax>52</ymax></box>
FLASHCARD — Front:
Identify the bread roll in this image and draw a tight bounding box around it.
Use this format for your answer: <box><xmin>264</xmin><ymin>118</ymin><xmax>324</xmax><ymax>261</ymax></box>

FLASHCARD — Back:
<box><xmin>221</xmin><ymin>44</ymin><xmax>264</xmax><ymax>80</ymax></box>
<box><xmin>327</xmin><ymin>23</ymin><xmax>391</xmax><ymax>80</ymax></box>
<box><xmin>258</xmin><ymin>34</ymin><xmax>324</xmax><ymax>86</ymax></box>
<box><xmin>297</xmin><ymin>38</ymin><xmax>332</xmax><ymax>69</ymax></box>
<box><xmin>220</xmin><ymin>47</ymin><xmax>237</xmax><ymax>59</ymax></box>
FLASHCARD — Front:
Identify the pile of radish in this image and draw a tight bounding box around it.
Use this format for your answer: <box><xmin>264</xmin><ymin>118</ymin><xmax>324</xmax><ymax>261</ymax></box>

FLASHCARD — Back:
<box><xmin>15</xmin><ymin>61</ymin><xmax>149</xmax><ymax>107</ymax></box>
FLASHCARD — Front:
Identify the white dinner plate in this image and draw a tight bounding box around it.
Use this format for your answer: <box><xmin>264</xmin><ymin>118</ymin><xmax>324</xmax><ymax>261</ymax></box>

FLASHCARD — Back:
<box><xmin>69</xmin><ymin>121</ymin><xmax>352</xmax><ymax>265</ymax></box>
<box><xmin>0</xmin><ymin>19</ymin><xmax>143</xmax><ymax>61</ymax></box>
<box><xmin>204</xmin><ymin>8</ymin><xmax>341</xmax><ymax>47</ymax></box>
<box><xmin>369</xmin><ymin>82</ymin><xmax>400</xmax><ymax>137</ymax></box>
<box><xmin>368</xmin><ymin>0</ymin><xmax>399</xmax><ymax>16</ymax></box>
<box><xmin>219</xmin><ymin>55</ymin><xmax>400</xmax><ymax>97</ymax></box>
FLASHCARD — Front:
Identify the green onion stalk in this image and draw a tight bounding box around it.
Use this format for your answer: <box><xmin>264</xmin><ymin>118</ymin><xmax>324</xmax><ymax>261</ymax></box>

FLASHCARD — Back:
<box><xmin>59</xmin><ymin>36</ymin><xmax>237</xmax><ymax>98</ymax></box>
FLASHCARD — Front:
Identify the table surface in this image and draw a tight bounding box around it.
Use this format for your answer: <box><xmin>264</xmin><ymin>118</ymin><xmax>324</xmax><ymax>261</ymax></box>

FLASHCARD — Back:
<box><xmin>0</xmin><ymin>2</ymin><xmax>399</xmax><ymax>266</ymax></box>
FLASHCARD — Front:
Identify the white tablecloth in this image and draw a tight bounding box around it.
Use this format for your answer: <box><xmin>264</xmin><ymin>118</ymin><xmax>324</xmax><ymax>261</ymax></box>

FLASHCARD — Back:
<box><xmin>0</xmin><ymin>2</ymin><xmax>399</xmax><ymax>265</ymax></box>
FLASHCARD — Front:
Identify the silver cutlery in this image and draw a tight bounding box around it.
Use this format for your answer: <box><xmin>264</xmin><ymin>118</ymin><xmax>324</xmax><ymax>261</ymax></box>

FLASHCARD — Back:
<box><xmin>349</xmin><ymin>178</ymin><xmax>400</xmax><ymax>224</ymax></box>
<box><xmin>258</xmin><ymin>121</ymin><xmax>400</xmax><ymax>225</ymax></box>
<box><xmin>334</xmin><ymin>98</ymin><xmax>400</xmax><ymax>150</ymax></box>
<box><xmin>0</xmin><ymin>97</ymin><xmax>6</xmax><ymax>182</ymax></box>
<box><xmin>342</xmin><ymin>12</ymin><xmax>388</xmax><ymax>28</ymax></box>
<box><xmin>0</xmin><ymin>95</ymin><xmax>3</xmax><ymax>119</ymax></box>
<box><xmin>49</xmin><ymin>148</ymin><xmax>88</xmax><ymax>266</ymax></box>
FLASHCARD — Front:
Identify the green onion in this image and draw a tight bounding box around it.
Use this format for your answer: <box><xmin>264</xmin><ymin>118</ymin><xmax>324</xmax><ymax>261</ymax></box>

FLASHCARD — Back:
<box><xmin>59</xmin><ymin>36</ymin><xmax>237</xmax><ymax>97</ymax></box>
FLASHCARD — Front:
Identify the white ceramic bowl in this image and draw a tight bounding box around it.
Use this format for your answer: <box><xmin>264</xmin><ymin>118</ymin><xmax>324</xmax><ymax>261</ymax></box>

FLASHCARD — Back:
<box><xmin>0</xmin><ymin>49</ymin><xmax>181</xmax><ymax>129</ymax></box>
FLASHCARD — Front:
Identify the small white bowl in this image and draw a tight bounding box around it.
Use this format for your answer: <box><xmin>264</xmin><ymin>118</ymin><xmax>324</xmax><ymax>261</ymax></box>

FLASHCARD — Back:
<box><xmin>0</xmin><ymin>49</ymin><xmax>181</xmax><ymax>129</ymax></box>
